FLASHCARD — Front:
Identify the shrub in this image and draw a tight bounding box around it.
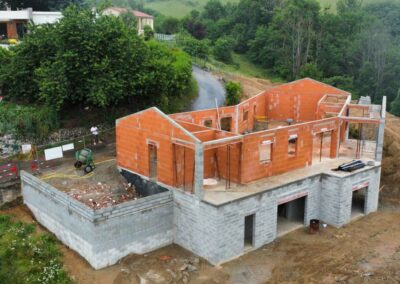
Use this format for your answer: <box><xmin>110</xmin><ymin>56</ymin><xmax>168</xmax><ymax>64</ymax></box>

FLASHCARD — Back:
<box><xmin>225</xmin><ymin>81</ymin><xmax>242</xmax><ymax>106</ymax></box>
<box><xmin>0</xmin><ymin>215</ymin><xmax>72</xmax><ymax>284</ymax></box>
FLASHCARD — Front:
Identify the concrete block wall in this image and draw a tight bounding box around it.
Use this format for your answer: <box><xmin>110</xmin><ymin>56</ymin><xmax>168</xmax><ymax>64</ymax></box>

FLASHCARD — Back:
<box><xmin>174</xmin><ymin>165</ymin><xmax>380</xmax><ymax>265</ymax></box>
<box><xmin>320</xmin><ymin>166</ymin><xmax>380</xmax><ymax>227</ymax></box>
<box><xmin>173</xmin><ymin>175</ymin><xmax>321</xmax><ymax>265</ymax></box>
<box><xmin>173</xmin><ymin>190</ymin><xmax>220</xmax><ymax>263</ymax></box>
<box><xmin>21</xmin><ymin>171</ymin><xmax>174</xmax><ymax>269</ymax></box>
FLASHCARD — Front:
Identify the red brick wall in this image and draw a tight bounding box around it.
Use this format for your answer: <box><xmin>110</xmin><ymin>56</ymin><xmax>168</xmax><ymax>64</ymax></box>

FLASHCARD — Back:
<box><xmin>117</xmin><ymin>108</ymin><xmax>196</xmax><ymax>188</ymax></box>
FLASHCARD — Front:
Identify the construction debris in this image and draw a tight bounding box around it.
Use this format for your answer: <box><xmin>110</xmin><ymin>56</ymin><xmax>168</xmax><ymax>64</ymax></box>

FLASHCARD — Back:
<box><xmin>68</xmin><ymin>182</ymin><xmax>139</xmax><ymax>209</ymax></box>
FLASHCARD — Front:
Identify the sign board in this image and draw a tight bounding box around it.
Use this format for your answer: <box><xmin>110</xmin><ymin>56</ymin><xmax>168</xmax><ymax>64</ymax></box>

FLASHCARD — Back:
<box><xmin>62</xmin><ymin>143</ymin><xmax>74</xmax><ymax>152</ymax></box>
<box><xmin>21</xmin><ymin>144</ymin><xmax>32</xmax><ymax>154</ymax></box>
<box><xmin>44</xmin><ymin>146</ymin><xmax>63</xmax><ymax>161</ymax></box>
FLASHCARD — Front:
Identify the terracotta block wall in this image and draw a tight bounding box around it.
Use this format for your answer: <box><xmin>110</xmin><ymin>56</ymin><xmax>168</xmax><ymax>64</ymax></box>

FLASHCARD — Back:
<box><xmin>117</xmin><ymin>108</ymin><xmax>196</xmax><ymax>188</ymax></box>
<box><xmin>237</xmin><ymin>92</ymin><xmax>268</xmax><ymax>134</ymax></box>
<box><xmin>170</xmin><ymin>106</ymin><xmax>238</xmax><ymax>132</ymax></box>
<box><xmin>266</xmin><ymin>79</ymin><xmax>349</xmax><ymax>122</ymax></box>
<box><xmin>239</xmin><ymin>118</ymin><xmax>340</xmax><ymax>184</ymax></box>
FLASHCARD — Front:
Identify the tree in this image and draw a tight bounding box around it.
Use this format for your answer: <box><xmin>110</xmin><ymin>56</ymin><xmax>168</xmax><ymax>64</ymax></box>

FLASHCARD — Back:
<box><xmin>225</xmin><ymin>81</ymin><xmax>241</xmax><ymax>106</ymax></box>
<box><xmin>202</xmin><ymin>0</ymin><xmax>226</xmax><ymax>21</ymax></box>
<box><xmin>299</xmin><ymin>63</ymin><xmax>322</xmax><ymax>80</ymax></box>
<box><xmin>120</xmin><ymin>11</ymin><xmax>137</xmax><ymax>30</ymax></box>
<box><xmin>161</xmin><ymin>17</ymin><xmax>180</xmax><ymax>35</ymax></box>
<box><xmin>213</xmin><ymin>37</ymin><xmax>233</xmax><ymax>63</ymax></box>
<box><xmin>0</xmin><ymin>0</ymin><xmax>83</xmax><ymax>10</ymax></box>
<box><xmin>249</xmin><ymin>0</ymin><xmax>320</xmax><ymax>79</ymax></box>
<box><xmin>0</xmin><ymin>6</ymin><xmax>192</xmax><ymax>113</ymax></box>
<box><xmin>391</xmin><ymin>89</ymin><xmax>400</xmax><ymax>116</ymax></box>
<box><xmin>178</xmin><ymin>34</ymin><xmax>210</xmax><ymax>60</ymax></box>
<box><xmin>143</xmin><ymin>25</ymin><xmax>154</xmax><ymax>41</ymax></box>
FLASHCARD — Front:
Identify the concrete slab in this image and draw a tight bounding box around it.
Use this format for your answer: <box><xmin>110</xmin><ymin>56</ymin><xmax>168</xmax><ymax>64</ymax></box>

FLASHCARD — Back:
<box><xmin>202</xmin><ymin>158</ymin><xmax>380</xmax><ymax>206</ymax></box>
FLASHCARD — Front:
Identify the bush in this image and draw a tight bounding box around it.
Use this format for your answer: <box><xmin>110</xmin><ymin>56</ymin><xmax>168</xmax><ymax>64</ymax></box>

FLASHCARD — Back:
<box><xmin>225</xmin><ymin>81</ymin><xmax>242</xmax><ymax>106</ymax></box>
<box><xmin>390</xmin><ymin>89</ymin><xmax>400</xmax><ymax>116</ymax></box>
<box><xmin>0</xmin><ymin>215</ymin><xmax>72</xmax><ymax>284</ymax></box>
<box><xmin>0</xmin><ymin>6</ymin><xmax>192</xmax><ymax>114</ymax></box>
<box><xmin>213</xmin><ymin>37</ymin><xmax>233</xmax><ymax>63</ymax></box>
<box><xmin>144</xmin><ymin>25</ymin><xmax>154</xmax><ymax>41</ymax></box>
<box><xmin>0</xmin><ymin>103</ymin><xmax>59</xmax><ymax>141</ymax></box>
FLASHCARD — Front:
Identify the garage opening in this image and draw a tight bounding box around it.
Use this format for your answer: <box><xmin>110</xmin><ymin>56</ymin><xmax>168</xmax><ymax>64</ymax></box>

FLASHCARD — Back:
<box><xmin>244</xmin><ymin>214</ymin><xmax>254</xmax><ymax>248</ymax></box>
<box><xmin>351</xmin><ymin>187</ymin><xmax>367</xmax><ymax>219</ymax></box>
<box><xmin>277</xmin><ymin>196</ymin><xmax>306</xmax><ymax>236</ymax></box>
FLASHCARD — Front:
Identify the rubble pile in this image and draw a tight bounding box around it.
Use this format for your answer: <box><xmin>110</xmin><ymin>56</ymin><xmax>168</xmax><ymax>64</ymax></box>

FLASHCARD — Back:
<box><xmin>69</xmin><ymin>182</ymin><xmax>139</xmax><ymax>210</ymax></box>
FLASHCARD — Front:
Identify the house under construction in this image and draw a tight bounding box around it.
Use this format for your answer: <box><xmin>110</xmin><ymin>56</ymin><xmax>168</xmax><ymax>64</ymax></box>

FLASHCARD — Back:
<box><xmin>21</xmin><ymin>78</ymin><xmax>386</xmax><ymax>269</ymax></box>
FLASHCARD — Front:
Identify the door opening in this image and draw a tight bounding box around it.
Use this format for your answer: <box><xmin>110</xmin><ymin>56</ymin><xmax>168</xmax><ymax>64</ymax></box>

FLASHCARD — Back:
<box><xmin>148</xmin><ymin>143</ymin><xmax>157</xmax><ymax>180</ymax></box>
<box><xmin>277</xmin><ymin>196</ymin><xmax>306</xmax><ymax>236</ymax></box>
<box><xmin>351</xmin><ymin>187</ymin><xmax>366</xmax><ymax>219</ymax></box>
<box><xmin>244</xmin><ymin>214</ymin><xmax>255</xmax><ymax>248</ymax></box>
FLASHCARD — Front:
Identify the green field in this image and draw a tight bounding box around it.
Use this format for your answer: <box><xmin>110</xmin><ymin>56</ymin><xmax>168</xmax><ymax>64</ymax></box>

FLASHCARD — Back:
<box><xmin>145</xmin><ymin>0</ymin><xmax>238</xmax><ymax>18</ymax></box>
<box><xmin>144</xmin><ymin>0</ymin><xmax>399</xmax><ymax>18</ymax></box>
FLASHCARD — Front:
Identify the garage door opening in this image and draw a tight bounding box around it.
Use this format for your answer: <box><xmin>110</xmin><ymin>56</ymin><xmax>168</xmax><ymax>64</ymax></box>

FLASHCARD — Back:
<box><xmin>351</xmin><ymin>187</ymin><xmax>367</xmax><ymax>219</ymax></box>
<box><xmin>244</xmin><ymin>214</ymin><xmax>254</xmax><ymax>249</ymax></box>
<box><xmin>277</xmin><ymin>196</ymin><xmax>306</xmax><ymax>237</ymax></box>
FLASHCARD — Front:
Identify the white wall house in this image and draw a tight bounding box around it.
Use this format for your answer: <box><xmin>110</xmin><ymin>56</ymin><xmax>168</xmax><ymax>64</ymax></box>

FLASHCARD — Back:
<box><xmin>0</xmin><ymin>8</ymin><xmax>62</xmax><ymax>39</ymax></box>
<box><xmin>103</xmin><ymin>7</ymin><xmax>154</xmax><ymax>36</ymax></box>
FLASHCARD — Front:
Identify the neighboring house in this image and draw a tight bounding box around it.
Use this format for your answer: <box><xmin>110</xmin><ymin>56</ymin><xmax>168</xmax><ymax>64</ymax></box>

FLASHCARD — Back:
<box><xmin>0</xmin><ymin>8</ymin><xmax>62</xmax><ymax>39</ymax></box>
<box><xmin>103</xmin><ymin>7</ymin><xmax>154</xmax><ymax>35</ymax></box>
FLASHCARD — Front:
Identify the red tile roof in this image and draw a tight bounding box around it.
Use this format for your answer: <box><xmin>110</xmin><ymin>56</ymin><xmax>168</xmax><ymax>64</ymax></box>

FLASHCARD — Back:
<box><xmin>105</xmin><ymin>7</ymin><xmax>153</xmax><ymax>19</ymax></box>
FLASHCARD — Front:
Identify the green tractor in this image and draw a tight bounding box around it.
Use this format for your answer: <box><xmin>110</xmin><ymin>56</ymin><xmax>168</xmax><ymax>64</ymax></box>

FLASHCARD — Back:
<box><xmin>74</xmin><ymin>148</ymin><xmax>95</xmax><ymax>174</ymax></box>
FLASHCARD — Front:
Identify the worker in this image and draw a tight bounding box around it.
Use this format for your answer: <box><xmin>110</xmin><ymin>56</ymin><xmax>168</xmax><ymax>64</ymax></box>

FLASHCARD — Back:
<box><xmin>90</xmin><ymin>125</ymin><xmax>100</xmax><ymax>145</ymax></box>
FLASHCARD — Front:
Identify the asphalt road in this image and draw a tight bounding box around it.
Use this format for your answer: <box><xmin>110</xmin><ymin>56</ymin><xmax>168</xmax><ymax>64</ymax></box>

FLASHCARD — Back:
<box><xmin>190</xmin><ymin>65</ymin><xmax>225</xmax><ymax>111</ymax></box>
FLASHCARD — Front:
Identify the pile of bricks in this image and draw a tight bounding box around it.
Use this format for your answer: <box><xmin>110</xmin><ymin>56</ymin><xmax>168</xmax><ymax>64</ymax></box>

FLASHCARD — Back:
<box><xmin>69</xmin><ymin>182</ymin><xmax>139</xmax><ymax>209</ymax></box>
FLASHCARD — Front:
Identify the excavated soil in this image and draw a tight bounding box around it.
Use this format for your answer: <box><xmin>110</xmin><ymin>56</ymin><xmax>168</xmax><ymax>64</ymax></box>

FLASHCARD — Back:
<box><xmin>380</xmin><ymin>113</ymin><xmax>400</xmax><ymax>205</ymax></box>
<box><xmin>1</xmin><ymin>205</ymin><xmax>400</xmax><ymax>283</ymax></box>
<box><xmin>215</xmin><ymin>72</ymin><xmax>280</xmax><ymax>99</ymax></box>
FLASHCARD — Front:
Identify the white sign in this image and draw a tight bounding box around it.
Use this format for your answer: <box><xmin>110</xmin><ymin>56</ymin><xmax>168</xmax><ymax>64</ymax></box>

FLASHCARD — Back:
<box><xmin>44</xmin><ymin>146</ymin><xmax>63</xmax><ymax>161</ymax></box>
<box><xmin>62</xmin><ymin>143</ymin><xmax>74</xmax><ymax>152</ymax></box>
<box><xmin>21</xmin><ymin>144</ymin><xmax>32</xmax><ymax>154</ymax></box>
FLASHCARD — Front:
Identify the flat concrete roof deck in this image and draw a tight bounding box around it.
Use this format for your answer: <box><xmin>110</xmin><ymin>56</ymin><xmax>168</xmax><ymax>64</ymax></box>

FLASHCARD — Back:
<box><xmin>202</xmin><ymin>157</ymin><xmax>380</xmax><ymax>206</ymax></box>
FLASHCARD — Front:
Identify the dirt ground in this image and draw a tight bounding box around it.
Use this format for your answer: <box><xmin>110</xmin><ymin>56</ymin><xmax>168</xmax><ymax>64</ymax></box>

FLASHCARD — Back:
<box><xmin>38</xmin><ymin>143</ymin><xmax>138</xmax><ymax>209</ymax></box>
<box><xmin>2</xmin><ymin>203</ymin><xmax>400</xmax><ymax>284</ymax></box>
<box><xmin>216</xmin><ymin>72</ymin><xmax>280</xmax><ymax>99</ymax></box>
<box><xmin>380</xmin><ymin>113</ymin><xmax>400</xmax><ymax>205</ymax></box>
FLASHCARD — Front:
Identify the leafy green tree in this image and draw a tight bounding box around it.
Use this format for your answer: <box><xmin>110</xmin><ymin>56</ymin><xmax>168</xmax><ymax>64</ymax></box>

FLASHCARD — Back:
<box><xmin>143</xmin><ymin>25</ymin><xmax>154</xmax><ymax>40</ymax></box>
<box><xmin>161</xmin><ymin>17</ymin><xmax>180</xmax><ymax>35</ymax></box>
<box><xmin>225</xmin><ymin>81</ymin><xmax>241</xmax><ymax>106</ymax></box>
<box><xmin>203</xmin><ymin>0</ymin><xmax>226</xmax><ymax>21</ymax></box>
<box><xmin>0</xmin><ymin>0</ymin><xmax>83</xmax><ymax>10</ymax></box>
<box><xmin>120</xmin><ymin>10</ymin><xmax>137</xmax><ymax>30</ymax></box>
<box><xmin>177</xmin><ymin>34</ymin><xmax>210</xmax><ymax>60</ymax></box>
<box><xmin>213</xmin><ymin>37</ymin><xmax>233</xmax><ymax>63</ymax></box>
<box><xmin>0</xmin><ymin>6</ymin><xmax>192</xmax><ymax>113</ymax></box>
<box><xmin>299</xmin><ymin>63</ymin><xmax>322</xmax><ymax>80</ymax></box>
<box><xmin>390</xmin><ymin>89</ymin><xmax>400</xmax><ymax>116</ymax></box>
<box><xmin>249</xmin><ymin>0</ymin><xmax>320</xmax><ymax>79</ymax></box>
<box><xmin>323</xmin><ymin>76</ymin><xmax>354</xmax><ymax>93</ymax></box>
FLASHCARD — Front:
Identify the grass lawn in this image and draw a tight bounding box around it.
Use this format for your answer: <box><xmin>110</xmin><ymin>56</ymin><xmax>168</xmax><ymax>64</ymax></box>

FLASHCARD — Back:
<box><xmin>0</xmin><ymin>214</ymin><xmax>72</xmax><ymax>284</ymax></box>
<box><xmin>197</xmin><ymin>53</ymin><xmax>284</xmax><ymax>83</ymax></box>
<box><xmin>145</xmin><ymin>0</ymin><xmax>400</xmax><ymax>18</ymax></box>
<box><xmin>145</xmin><ymin>0</ymin><xmax>238</xmax><ymax>18</ymax></box>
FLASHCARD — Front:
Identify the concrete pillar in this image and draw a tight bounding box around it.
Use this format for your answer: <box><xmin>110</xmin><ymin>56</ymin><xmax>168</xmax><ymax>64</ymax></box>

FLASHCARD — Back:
<box><xmin>375</xmin><ymin>96</ymin><xmax>386</xmax><ymax>162</ymax></box>
<box><xmin>194</xmin><ymin>142</ymin><xmax>204</xmax><ymax>199</ymax></box>
<box><xmin>375</xmin><ymin>121</ymin><xmax>385</xmax><ymax>162</ymax></box>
